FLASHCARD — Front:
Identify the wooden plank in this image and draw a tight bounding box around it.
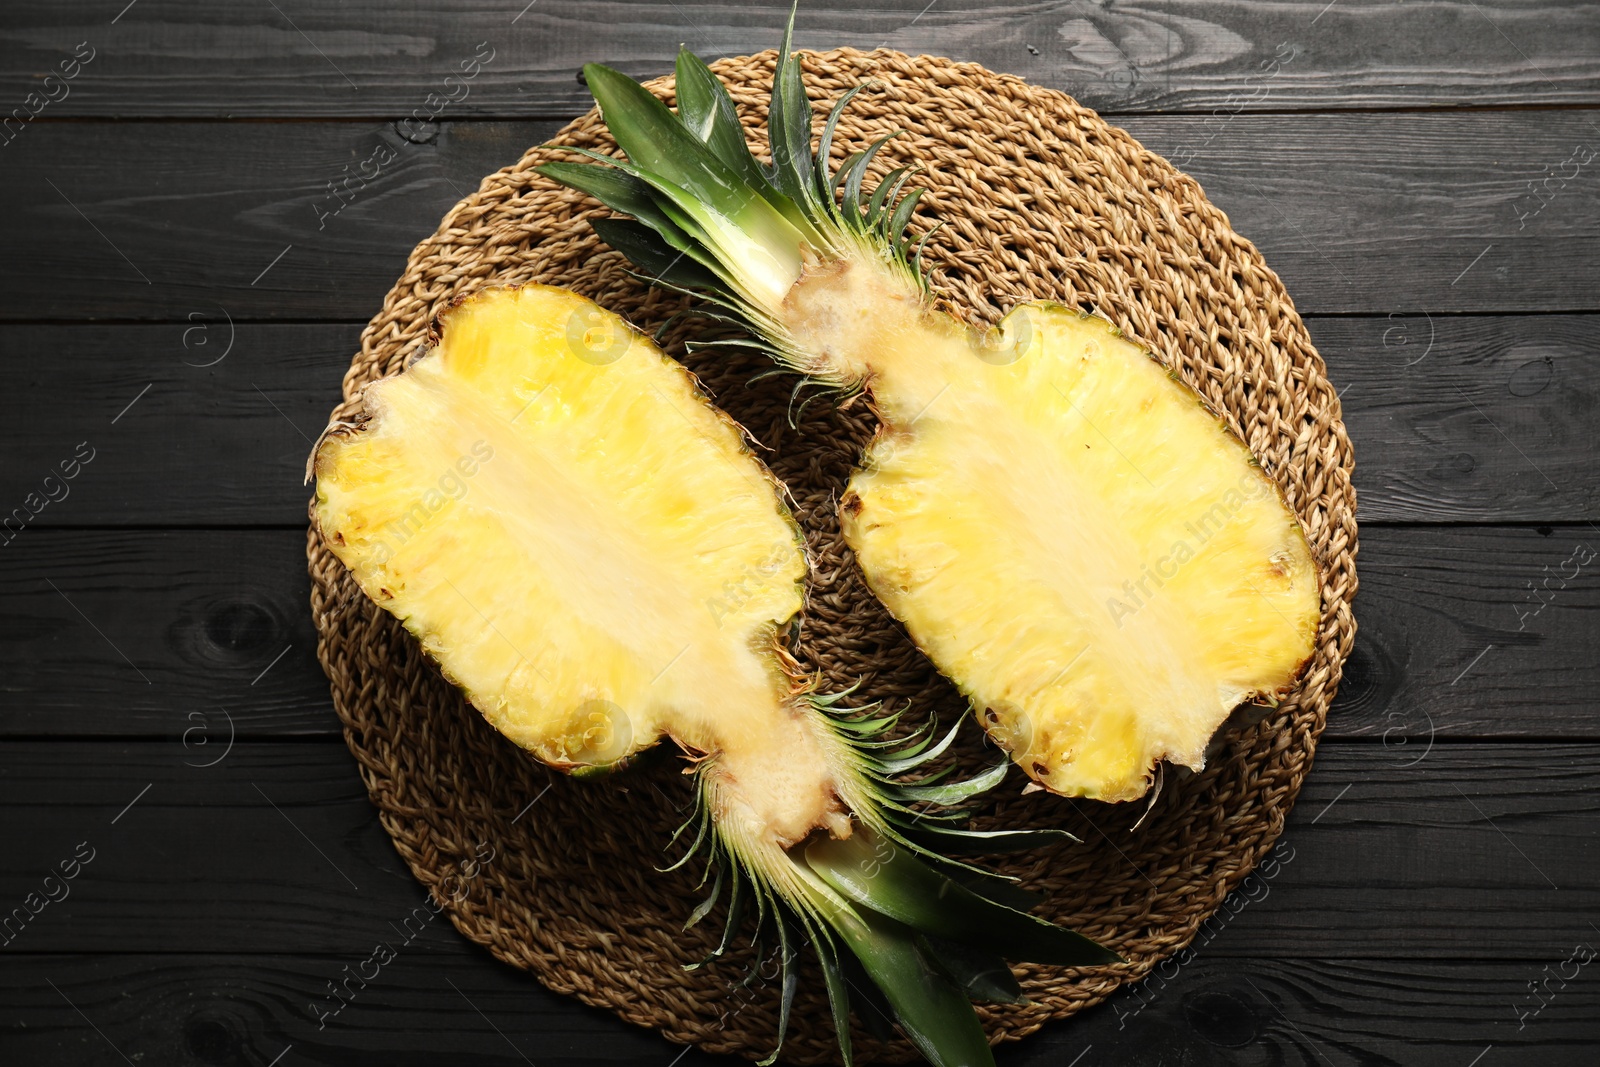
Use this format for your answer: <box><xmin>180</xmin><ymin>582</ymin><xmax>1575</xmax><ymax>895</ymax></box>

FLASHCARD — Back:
<box><xmin>0</xmin><ymin>951</ymin><xmax>723</xmax><ymax>1067</ymax></box>
<box><xmin>0</xmin><ymin>740</ymin><xmax>1594</xmax><ymax>958</ymax></box>
<box><xmin>1309</xmin><ymin>315</ymin><xmax>1600</xmax><ymax>524</ymax></box>
<box><xmin>0</xmin><ymin>324</ymin><xmax>356</xmax><ymax>527</ymax></box>
<box><xmin>1</xmin><ymin>113</ymin><xmax>1597</xmax><ymax>321</ymax></box>
<box><xmin>3</xmin><ymin>315</ymin><xmax>1594</xmax><ymax>527</ymax></box>
<box><xmin>1121</xmin><ymin>110</ymin><xmax>1600</xmax><ymax>318</ymax></box>
<box><xmin>0</xmin><ymin>530</ymin><xmax>330</xmax><ymax>736</ymax></box>
<box><xmin>4</xmin><ymin>953</ymin><xmax>1594</xmax><ymax>1067</ymax></box>
<box><xmin>0</xmin><ymin>120</ymin><xmax>561</xmax><ymax>323</ymax></box>
<box><xmin>3</xmin><ymin>526</ymin><xmax>1596</xmax><ymax>739</ymax></box>
<box><xmin>1332</xmin><ymin>524</ymin><xmax>1600</xmax><ymax>745</ymax></box>
<box><xmin>3</xmin><ymin>0</ymin><xmax>1599</xmax><ymax>118</ymax></box>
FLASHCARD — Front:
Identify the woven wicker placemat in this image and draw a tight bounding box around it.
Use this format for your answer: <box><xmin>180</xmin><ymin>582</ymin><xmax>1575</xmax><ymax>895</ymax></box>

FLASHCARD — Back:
<box><xmin>307</xmin><ymin>47</ymin><xmax>1357</xmax><ymax>1063</ymax></box>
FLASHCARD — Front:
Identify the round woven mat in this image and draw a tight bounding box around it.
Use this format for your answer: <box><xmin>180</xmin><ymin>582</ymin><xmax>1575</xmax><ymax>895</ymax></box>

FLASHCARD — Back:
<box><xmin>307</xmin><ymin>47</ymin><xmax>1357</xmax><ymax>1063</ymax></box>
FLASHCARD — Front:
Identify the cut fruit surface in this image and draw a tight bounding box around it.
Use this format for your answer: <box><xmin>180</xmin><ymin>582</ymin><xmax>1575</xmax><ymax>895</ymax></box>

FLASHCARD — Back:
<box><xmin>312</xmin><ymin>283</ymin><xmax>1120</xmax><ymax>1067</ymax></box>
<box><xmin>314</xmin><ymin>285</ymin><xmax>850</xmax><ymax>844</ymax></box>
<box><xmin>542</xmin><ymin>27</ymin><xmax>1322</xmax><ymax>803</ymax></box>
<box><xmin>842</xmin><ymin>305</ymin><xmax>1321</xmax><ymax>801</ymax></box>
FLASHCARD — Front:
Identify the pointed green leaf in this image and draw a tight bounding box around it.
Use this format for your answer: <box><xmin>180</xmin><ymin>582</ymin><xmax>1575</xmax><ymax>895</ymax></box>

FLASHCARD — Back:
<box><xmin>907</xmin><ymin>823</ymin><xmax>1082</xmax><ymax>854</ymax></box>
<box><xmin>684</xmin><ymin>864</ymin><xmax>725</xmax><ymax>930</ymax></box>
<box><xmin>767</xmin><ymin>2</ymin><xmax>817</xmax><ymax>210</ymax></box>
<box><xmin>815</xmin><ymin>83</ymin><xmax>868</xmax><ymax>199</ymax></box>
<box><xmin>757</xmin><ymin>910</ymin><xmax>800</xmax><ymax>1066</ymax></box>
<box><xmin>888</xmin><ymin>186</ymin><xmax>926</xmax><ymax>245</ymax></box>
<box><xmin>660</xmin><ymin>804</ymin><xmax>713</xmax><ymax>872</ymax></box>
<box><xmin>684</xmin><ymin>338</ymin><xmax>777</xmax><ymax>355</ymax></box>
<box><xmin>873</xmin><ymin>166</ymin><xmax>921</xmax><ymax>232</ymax></box>
<box><xmin>844</xmin><ymin>133</ymin><xmax>899</xmax><ymax>223</ymax></box>
<box><xmin>835</xmin><ymin>938</ymin><xmax>898</xmax><ymax>1042</ymax></box>
<box><xmin>831</xmin><ymin>149</ymin><xmax>867</xmax><ymax>202</ymax></box>
<box><xmin>675</xmin><ymin>48</ymin><xmax>774</xmax><ymax>195</ymax></box>
<box><xmin>830</xmin><ymin>712</ymin><xmax>903</xmax><ymax>735</ymax></box>
<box><xmin>590</xmin><ymin>218</ymin><xmax>728</xmax><ymax>293</ymax></box>
<box><xmin>894</xmin><ymin>759</ymin><xmax>1009</xmax><ymax>805</ymax></box>
<box><xmin>806</xmin><ymin>831</ymin><xmax>1121</xmax><ymax>967</ymax></box>
<box><xmin>581</xmin><ymin>62</ymin><xmax>810</xmax><ymax>306</ymax></box>
<box><xmin>917</xmin><ymin>933</ymin><xmax>1025</xmax><ymax>1004</ymax></box>
<box><xmin>871</xmin><ymin>717</ymin><xmax>962</xmax><ymax>776</ymax></box>
<box><xmin>674</xmin><ymin>51</ymin><xmax>718</xmax><ymax>141</ymax></box>
<box><xmin>537</xmin><ymin>160</ymin><xmax>665</xmax><ymax>227</ymax></box>
<box><xmin>583</xmin><ymin>63</ymin><xmax>745</xmax><ymax>215</ymax></box>
<box><xmin>828</xmin><ymin>907</ymin><xmax>996</xmax><ymax>1067</ymax></box>
<box><xmin>912</xmin><ymin>219</ymin><xmax>944</xmax><ymax>268</ymax></box>
<box><xmin>814</xmin><ymin>931</ymin><xmax>855</xmax><ymax>1067</ymax></box>
<box><xmin>714</xmin><ymin>868</ymin><xmax>748</xmax><ymax>956</ymax></box>
<box><xmin>538</xmin><ymin>156</ymin><xmax>735</xmax><ymax>287</ymax></box>
<box><xmin>863</xmin><ymin>165</ymin><xmax>909</xmax><ymax>227</ymax></box>
<box><xmin>947</xmin><ymin>867</ymin><xmax>1045</xmax><ymax>913</ymax></box>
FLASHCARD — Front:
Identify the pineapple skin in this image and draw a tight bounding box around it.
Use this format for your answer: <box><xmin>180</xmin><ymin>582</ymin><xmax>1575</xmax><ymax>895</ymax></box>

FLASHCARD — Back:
<box><xmin>795</xmin><ymin>266</ymin><xmax>1321</xmax><ymax>802</ymax></box>
<box><xmin>314</xmin><ymin>285</ymin><xmax>860</xmax><ymax>847</ymax></box>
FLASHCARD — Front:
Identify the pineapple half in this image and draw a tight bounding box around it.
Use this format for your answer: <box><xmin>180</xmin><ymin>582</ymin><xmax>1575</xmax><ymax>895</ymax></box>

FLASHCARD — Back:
<box><xmin>540</xmin><ymin>10</ymin><xmax>1321</xmax><ymax>803</ymax></box>
<box><xmin>312</xmin><ymin>285</ymin><xmax>1117</xmax><ymax>1067</ymax></box>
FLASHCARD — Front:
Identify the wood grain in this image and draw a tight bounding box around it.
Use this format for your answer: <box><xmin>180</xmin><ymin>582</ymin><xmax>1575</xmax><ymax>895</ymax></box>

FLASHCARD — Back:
<box><xmin>0</xmin><ymin>531</ymin><xmax>328</xmax><ymax>736</ymax></box>
<box><xmin>1311</xmin><ymin>315</ymin><xmax>1600</xmax><ymax>524</ymax></box>
<box><xmin>3</xmin><ymin>0</ymin><xmax>1599</xmax><ymax>118</ymax></box>
<box><xmin>4</xmin><ymin>523</ymin><xmax>1596</xmax><ymax>740</ymax></box>
<box><xmin>6</xmin><ymin>953</ymin><xmax>1593</xmax><ymax>1067</ymax></box>
<box><xmin>3</xmin><ymin>0</ymin><xmax>1595</xmax><ymax>1060</ymax></box>
<box><xmin>2</xmin><ymin>113</ymin><xmax>1597</xmax><ymax>321</ymax></box>
<box><xmin>0</xmin><ymin>119</ymin><xmax>561</xmax><ymax>324</ymax></box>
<box><xmin>1332</xmin><ymin>525</ymin><xmax>1600</xmax><ymax>744</ymax></box>
<box><xmin>2</xmin><ymin>315</ymin><xmax>1594</xmax><ymax>527</ymax></box>
<box><xmin>0</xmin><ymin>324</ymin><xmax>356</xmax><ymax>527</ymax></box>
<box><xmin>0</xmin><ymin>741</ymin><xmax>1594</xmax><ymax>958</ymax></box>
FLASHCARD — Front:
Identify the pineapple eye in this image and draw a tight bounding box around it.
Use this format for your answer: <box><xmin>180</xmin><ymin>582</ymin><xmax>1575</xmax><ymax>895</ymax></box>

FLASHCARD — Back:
<box><xmin>986</xmin><ymin>702</ymin><xmax>1033</xmax><ymax>757</ymax></box>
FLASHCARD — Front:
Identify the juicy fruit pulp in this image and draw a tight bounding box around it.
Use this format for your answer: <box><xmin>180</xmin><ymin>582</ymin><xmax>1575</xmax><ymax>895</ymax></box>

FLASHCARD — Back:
<box><xmin>541</xmin><ymin>23</ymin><xmax>1321</xmax><ymax>804</ymax></box>
<box><xmin>314</xmin><ymin>285</ymin><xmax>852</xmax><ymax>845</ymax></box>
<box><xmin>832</xmin><ymin>290</ymin><xmax>1320</xmax><ymax>801</ymax></box>
<box><xmin>312</xmin><ymin>283</ymin><xmax>1121</xmax><ymax>1067</ymax></box>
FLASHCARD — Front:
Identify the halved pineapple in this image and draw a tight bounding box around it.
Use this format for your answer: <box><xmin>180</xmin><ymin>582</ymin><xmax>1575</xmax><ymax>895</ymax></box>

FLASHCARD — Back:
<box><xmin>312</xmin><ymin>285</ymin><xmax>1117</xmax><ymax>1067</ymax></box>
<box><xmin>841</xmin><ymin>306</ymin><xmax>1319</xmax><ymax>801</ymax></box>
<box><xmin>541</xmin><ymin>17</ymin><xmax>1321</xmax><ymax>802</ymax></box>
<box><xmin>314</xmin><ymin>285</ymin><xmax>858</xmax><ymax>845</ymax></box>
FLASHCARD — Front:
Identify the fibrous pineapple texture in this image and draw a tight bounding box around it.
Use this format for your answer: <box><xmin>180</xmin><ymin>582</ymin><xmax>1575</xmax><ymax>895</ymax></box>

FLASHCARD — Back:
<box><xmin>313</xmin><ymin>285</ymin><xmax>1117</xmax><ymax>1067</ymax></box>
<box><xmin>839</xmin><ymin>303</ymin><xmax>1319</xmax><ymax>801</ymax></box>
<box><xmin>315</xmin><ymin>284</ymin><xmax>853</xmax><ymax>844</ymax></box>
<box><xmin>541</xmin><ymin>11</ymin><xmax>1321</xmax><ymax>803</ymax></box>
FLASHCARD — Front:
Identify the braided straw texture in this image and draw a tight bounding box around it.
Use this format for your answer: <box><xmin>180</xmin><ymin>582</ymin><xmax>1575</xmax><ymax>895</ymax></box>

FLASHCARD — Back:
<box><xmin>307</xmin><ymin>48</ymin><xmax>1357</xmax><ymax>1063</ymax></box>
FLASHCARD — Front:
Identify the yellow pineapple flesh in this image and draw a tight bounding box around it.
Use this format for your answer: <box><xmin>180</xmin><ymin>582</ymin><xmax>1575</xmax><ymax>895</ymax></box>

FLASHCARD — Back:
<box><xmin>313</xmin><ymin>285</ymin><xmax>857</xmax><ymax>846</ymax></box>
<box><xmin>540</xmin><ymin>26</ymin><xmax>1327</xmax><ymax>807</ymax></box>
<box><xmin>838</xmin><ymin>299</ymin><xmax>1320</xmax><ymax>802</ymax></box>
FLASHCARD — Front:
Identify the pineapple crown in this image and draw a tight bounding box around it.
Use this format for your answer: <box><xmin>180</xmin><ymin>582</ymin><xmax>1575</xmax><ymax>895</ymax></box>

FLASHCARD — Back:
<box><xmin>671</xmin><ymin>694</ymin><xmax>1119</xmax><ymax>1067</ymax></box>
<box><xmin>538</xmin><ymin>9</ymin><xmax>1123</xmax><ymax>1065</ymax></box>
<box><xmin>536</xmin><ymin>3</ymin><xmax>933</xmax><ymax>351</ymax></box>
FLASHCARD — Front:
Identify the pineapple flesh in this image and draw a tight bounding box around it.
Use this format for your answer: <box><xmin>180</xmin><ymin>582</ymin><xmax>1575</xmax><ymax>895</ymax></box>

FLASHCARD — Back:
<box><xmin>833</xmin><ymin>296</ymin><xmax>1320</xmax><ymax>801</ymax></box>
<box><xmin>313</xmin><ymin>284</ymin><xmax>1120</xmax><ymax>1067</ymax></box>
<box><xmin>543</xmin><ymin>22</ymin><xmax>1322</xmax><ymax>803</ymax></box>
<box><xmin>314</xmin><ymin>285</ymin><xmax>856</xmax><ymax>846</ymax></box>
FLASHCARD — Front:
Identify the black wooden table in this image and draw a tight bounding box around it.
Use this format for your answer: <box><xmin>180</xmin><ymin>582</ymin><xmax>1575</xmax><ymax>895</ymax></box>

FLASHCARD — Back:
<box><xmin>3</xmin><ymin>3</ymin><xmax>1597</xmax><ymax>1065</ymax></box>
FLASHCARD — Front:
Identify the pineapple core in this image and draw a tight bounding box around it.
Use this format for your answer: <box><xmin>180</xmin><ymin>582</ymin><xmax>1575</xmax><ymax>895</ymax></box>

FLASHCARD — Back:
<box><xmin>834</xmin><ymin>290</ymin><xmax>1320</xmax><ymax>802</ymax></box>
<box><xmin>314</xmin><ymin>286</ymin><xmax>848</xmax><ymax>846</ymax></box>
